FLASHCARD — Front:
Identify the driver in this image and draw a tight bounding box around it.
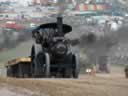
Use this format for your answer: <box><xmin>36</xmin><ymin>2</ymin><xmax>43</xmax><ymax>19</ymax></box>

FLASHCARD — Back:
<box><xmin>32</xmin><ymin>29</ymin><xmax>42</xmax><ymax>44</ymax></box>
<box><xmin>32</xmin><ymin>28</ymin><xmax>56</xmax><ymax>45</ymax></box>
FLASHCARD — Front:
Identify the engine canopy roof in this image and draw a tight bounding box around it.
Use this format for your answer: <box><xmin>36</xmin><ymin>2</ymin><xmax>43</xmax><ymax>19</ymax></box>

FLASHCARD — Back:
<box><xmin>37</xmin><ymin>23</ymin><xmax>72</xmax><ymax>34</ymax></box>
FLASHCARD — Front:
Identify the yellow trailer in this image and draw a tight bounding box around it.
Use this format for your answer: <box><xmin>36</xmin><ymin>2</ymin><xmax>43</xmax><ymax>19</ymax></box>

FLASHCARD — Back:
<box><xmin>6</xmin><ymin>57</ymin><xmax>32</xmax><ymax>78</ymax></box>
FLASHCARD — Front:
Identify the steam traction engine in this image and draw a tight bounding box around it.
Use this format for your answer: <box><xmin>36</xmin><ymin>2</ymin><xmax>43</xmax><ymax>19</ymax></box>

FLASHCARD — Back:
<box><xmin>6</xmin><ymin>17</ymin><xmax>79</xmax><ymax>78</ymax></box>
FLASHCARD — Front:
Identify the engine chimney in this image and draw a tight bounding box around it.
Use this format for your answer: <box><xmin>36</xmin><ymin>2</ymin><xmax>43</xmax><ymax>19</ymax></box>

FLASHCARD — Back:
<box><xmin>57</xmin><ymin>16</ymin><xmax>63</xmax><ymax>36</ymax></box>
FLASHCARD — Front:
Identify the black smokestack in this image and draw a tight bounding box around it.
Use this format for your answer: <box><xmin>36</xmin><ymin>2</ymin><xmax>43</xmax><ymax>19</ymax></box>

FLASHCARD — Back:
<box><xmin>57</xmin><ymin>16</ymin><xmax>63</xmax><ymax>36</ymax></box>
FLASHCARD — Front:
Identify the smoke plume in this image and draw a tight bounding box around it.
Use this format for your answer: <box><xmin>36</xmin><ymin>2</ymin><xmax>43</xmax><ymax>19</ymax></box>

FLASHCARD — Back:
<box><xmin>0</xmin><ymin>28</ymin><xmax>31</xmax><ymax>51</ymax></box>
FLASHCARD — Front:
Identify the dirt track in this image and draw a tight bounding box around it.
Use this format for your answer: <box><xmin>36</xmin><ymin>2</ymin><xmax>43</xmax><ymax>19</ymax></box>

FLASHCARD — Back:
<box><xmin>0</xmin><ymin>73</ymin><xmax>128</xmax><ymax>96</ymax></box>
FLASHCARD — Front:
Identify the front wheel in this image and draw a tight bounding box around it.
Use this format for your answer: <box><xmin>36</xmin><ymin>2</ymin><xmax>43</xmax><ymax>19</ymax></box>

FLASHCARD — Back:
<box><xmin>72</xmin><ymin>54</ymin><xmax>79</xmax><ymax>78</ymax></box>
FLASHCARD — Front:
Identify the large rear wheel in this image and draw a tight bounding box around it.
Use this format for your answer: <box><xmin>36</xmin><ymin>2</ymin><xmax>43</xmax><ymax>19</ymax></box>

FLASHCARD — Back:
<box><xmin>44</xmin><ymin>53</ymin><xmax>50</xmax><ymax>77</ymax></box>
<box><xmin>30</xmin><ymin>44</ymin><xmax>42</xmax><ymax>77</ymax></box>
<box><xmin>34</xmin><ymin>52</ymin><xmax>50</xmax><ymax>78</ymax></box>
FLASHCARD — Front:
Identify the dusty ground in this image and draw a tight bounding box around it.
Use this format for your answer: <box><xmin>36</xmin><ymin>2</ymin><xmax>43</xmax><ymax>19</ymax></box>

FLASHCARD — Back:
<box><xmin>0</xmin><ymin>41</ymin><xmax>127</xmax><ymax>96</ymax></box>
<box><xmin>0</xmin><ymin>73</ymin><xmax>128</xmax><ymax>96</ymax></box>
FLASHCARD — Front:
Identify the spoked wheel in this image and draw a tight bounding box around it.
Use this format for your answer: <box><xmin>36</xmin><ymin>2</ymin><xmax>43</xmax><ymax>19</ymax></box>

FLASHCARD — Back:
<box><xmin>72</xmin><ymin>54</ymin><xmax>79</xmax><ymax>79</ymax></box>
<box><xmin>34</xmin><ymin>52</ymin><xmax>50</xmax><ymax>78</ymax></box>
